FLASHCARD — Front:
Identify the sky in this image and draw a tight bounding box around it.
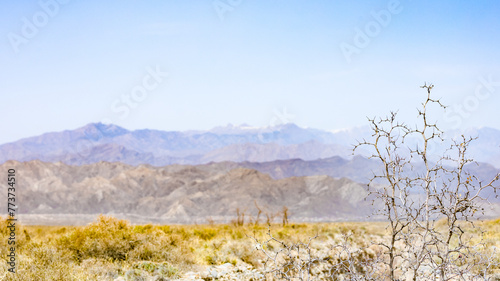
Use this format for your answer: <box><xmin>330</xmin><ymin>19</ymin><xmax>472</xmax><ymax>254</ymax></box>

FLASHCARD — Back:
<box><xmin>1</xmin><ymin>0</ymin><xmax>500</xmax><ymax>144</ymax></box>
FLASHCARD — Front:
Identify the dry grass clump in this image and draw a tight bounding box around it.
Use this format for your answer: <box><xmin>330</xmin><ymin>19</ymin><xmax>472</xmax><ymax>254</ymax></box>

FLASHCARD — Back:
<box><xmin>57</xmin><ymin>215</ymin><xmax>136</xmax><ymax>261</ymax></box>
<box><xmin>254</xmin><ymin>219</ymin><xmax>500</xmax><ymax>280</ymax></box>
<box><xmin>0</xmin><ymin>215</ymin><xmax>189</xmax><ymax>280</ymax></box>
<box><xmin>0</xmin><ymin>215</ymin><xmax>499</xmax><ymax>280</ymax></box>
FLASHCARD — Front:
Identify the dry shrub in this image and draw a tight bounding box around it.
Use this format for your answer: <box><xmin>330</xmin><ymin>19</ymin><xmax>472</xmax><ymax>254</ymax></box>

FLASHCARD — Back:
<box><xmin>56</xmin><ymin>215</ymin><xmax>136</xmax><ymax>261</ymax></box>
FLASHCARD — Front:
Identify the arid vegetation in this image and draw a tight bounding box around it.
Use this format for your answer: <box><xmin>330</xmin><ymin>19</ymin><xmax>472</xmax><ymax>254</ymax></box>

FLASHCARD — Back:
<box><xmin>0</xmin><ymin>216</ymin><xmax>499</xmax><ymax>280</ymax></box>
<box><xmin>249</xmin><ymin>85</ymin><xmax>500</xmax><ymax>281</ymax></box>
<box><xmin>2</xmin><ymin>86</ymin><xmax>499</xmax><ymax>280</ymax></box>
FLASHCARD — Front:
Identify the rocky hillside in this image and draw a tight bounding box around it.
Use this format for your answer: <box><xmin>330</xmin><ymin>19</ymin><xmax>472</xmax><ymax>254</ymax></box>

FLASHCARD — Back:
<box><xmin>0</xmin><ymin>160</ymin><xmax>372</xmax><ymax>225</ymax></box>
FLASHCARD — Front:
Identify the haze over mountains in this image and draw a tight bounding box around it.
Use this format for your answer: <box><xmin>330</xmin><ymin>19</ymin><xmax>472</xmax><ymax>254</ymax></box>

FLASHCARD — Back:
<box><xmin>1</xmin><ymin>123</ymin><xmax>499</xmax><ymax>168</ymax></box>
<box><xmin>1</xmin><ymin>123</ymin><xmax>499</xmax><ymax>224</ymax></box>
<box><xmin>1</xmin><ymin>160</ymin><xmax>373</xmax><ymax>224</ymax></box>
<box><xmin>2</xmin><ymin>157</ymin><xmax>499</xmax><ymax>225</ymax></box>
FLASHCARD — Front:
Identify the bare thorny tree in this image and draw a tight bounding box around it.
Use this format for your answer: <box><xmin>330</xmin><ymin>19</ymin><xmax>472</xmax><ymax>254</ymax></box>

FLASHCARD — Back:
<box><xmin>252</xmin><ymin>84</ymin><xmax>500</xmax><ymax>280</ymax></box>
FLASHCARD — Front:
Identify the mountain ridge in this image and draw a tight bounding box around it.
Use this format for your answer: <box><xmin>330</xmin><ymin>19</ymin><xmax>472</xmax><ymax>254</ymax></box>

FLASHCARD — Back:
<box><xmin>1</xmin><ymin>122</ymin><xmax>499</xmax><ymax>168</ymax></box>
<box><xmin>0</xmin><ymin>160</ymin><xmax>373</xmax><ymax>225</ymax></box>
<box><xmin>3</xmin><ymin>156</ymin><xmax>498</xmax><ymax>225</ymax></box>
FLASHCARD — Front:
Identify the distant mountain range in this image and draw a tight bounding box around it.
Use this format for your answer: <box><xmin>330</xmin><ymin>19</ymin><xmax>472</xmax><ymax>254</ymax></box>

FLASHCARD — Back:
<box><xmin>0</xmin><ymin>160</ymin><xmax>373</xmax><ymax>224</ymax></box>
<box><xmin>2</xmin><ymin>157</ymin><xmax>499</xmax><ymax>225</ymax></box>
<box><xmin>1</xmin><ymin>123</ymin><xmax>498</xmax><ymax>225</ymax></box>
<box><xmin>1</xmin><ymin>123</ymin><xmax>499</xmax><ymax>168</ymax></box>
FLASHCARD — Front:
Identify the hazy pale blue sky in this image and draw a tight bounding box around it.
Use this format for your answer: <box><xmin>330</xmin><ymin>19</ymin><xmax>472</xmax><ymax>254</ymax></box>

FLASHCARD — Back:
<box><xmin>1</xmin><ymin>0</ymin><xmax>500</xmax><ymax>144</ymax></box>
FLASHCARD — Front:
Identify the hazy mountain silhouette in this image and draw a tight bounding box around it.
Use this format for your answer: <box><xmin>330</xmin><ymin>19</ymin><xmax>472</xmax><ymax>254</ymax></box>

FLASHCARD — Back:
<box><xmin>1</xmin><ymin>123</ymin><xmax>498</xmax><ymax>168</ymax></box>
<box><xmin>1</xmin><ymin>160</ymin><xmax>373</xmax><ymax>224</ymax></box>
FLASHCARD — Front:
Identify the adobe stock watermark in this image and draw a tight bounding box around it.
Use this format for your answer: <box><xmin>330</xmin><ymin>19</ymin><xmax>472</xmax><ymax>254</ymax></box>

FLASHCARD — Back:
<box><xmin>7</xmin><ymin>0</ymin><xmax>70</xmax><ymax>54</ymax></box>
<box><xmin>106</xmin><ymin>65</ymin><xmax>169</xmax><ymax>121</ymax></box>
<box><xmin>269</xmin><ymin>107</ymin><xmax>295</xmax><ymax>127</ymax></box>
<box><xmin>212</xmin><ymin>0</ymin><xmax>243</xmax><ymax>21</ymax></box>
<box><xmin>257</xmin><ymin>107</ymin><xmax>295</xmax><ymax>142</ymax></box>
<box><xmin>444</xmin><ymin>75</ymin><xmax>500</xmax><ymax>130</ymax></box>
<box><xmin>73</xmin><ymin>65</ymin><xmax>169</xmax><ymax>159</ymax></box>
<box><xmin>340</xmin><ymin>0</ymin><xmax>403</xmax><ymax>64</ymax></box>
